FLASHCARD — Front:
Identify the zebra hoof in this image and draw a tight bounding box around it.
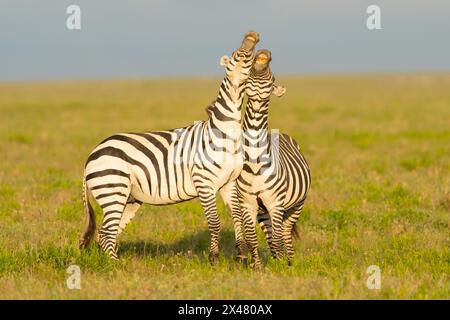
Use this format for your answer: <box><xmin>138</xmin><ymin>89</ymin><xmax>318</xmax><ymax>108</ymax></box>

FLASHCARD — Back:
<box><xmin>78</xmin><ymin>239</ymin><xmax>87</xmax><ymax>249</ymax></box>
<box><xmin>235</xmin><ymin>255</ymin><xmax>248</xmax><ymax>266</ymax></box>
<box><xmin>274</xmin><ymin>253</ymin><xmax>284</xmax><ymax>261</ymax></box>
<box><xmin>109</xmin><ymin>253</ymin><xmax>120</xmax><ymax>261</ymax></box>
<box><xmin>251</xmin><ymin>261</ymin><xmax>263</xmax><ymax>271</ymax></box>
<box><xmin>208</xmin><ymin>253</ymin><xmax>219</xmax><ymax>265</ymax></box>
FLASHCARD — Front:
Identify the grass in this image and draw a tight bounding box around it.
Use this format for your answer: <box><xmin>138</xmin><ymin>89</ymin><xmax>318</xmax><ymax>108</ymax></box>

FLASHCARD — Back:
<box><xmin>0</xmin><ymin>74</ymin><xmax>449</xmax><ymax>299</ymax></box>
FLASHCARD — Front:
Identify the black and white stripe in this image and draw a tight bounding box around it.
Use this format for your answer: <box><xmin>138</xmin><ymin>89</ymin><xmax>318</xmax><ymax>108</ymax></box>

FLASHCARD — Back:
<box><xmin>234</xmin><ymin>49</ymin><xmax>311</xmax><ymax>268</ymax></box>
<box><xmin>79</xmin><ymin>32</ymin><xmax>259</xmax><ymax>261</ymax></box>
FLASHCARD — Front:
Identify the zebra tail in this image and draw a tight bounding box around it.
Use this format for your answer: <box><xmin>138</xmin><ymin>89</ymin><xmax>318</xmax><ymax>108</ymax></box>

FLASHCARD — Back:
<box><xmin>79</xmin><ymin>172</ymin><xmax>96</xmax><ymax>249</ymax></box>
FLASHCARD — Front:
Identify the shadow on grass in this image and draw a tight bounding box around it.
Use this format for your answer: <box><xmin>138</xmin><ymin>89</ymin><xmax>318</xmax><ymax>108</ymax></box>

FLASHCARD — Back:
<box><xmin>118</xmin><ymin>229</ymin><xmax>237</xmax><ymax>259</ymax></box>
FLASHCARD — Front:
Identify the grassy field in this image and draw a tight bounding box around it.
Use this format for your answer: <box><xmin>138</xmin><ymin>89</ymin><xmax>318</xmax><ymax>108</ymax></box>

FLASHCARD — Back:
<box><xmin>0</xmin><ymin>74</ymin><xmax>449</xmax><ymax>299</ymax></box>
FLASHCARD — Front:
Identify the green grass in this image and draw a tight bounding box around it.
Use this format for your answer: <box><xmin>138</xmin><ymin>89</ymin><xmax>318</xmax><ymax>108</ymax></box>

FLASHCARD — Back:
<box><xmin>0</xmin><ymin>74</ymin><xmax>449</xmax><ymax>299</ymax></box>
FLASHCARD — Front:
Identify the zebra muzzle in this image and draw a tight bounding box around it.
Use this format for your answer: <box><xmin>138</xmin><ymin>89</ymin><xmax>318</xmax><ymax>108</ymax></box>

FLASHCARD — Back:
<box><xmin>255</xmin><ymin>49</ymin><xmax>272</xmax><ymax>66</ymax></box>
<box><xmin>241</xmin><ymin>31</ymin><xmax>260</xmax><ymax>51</ymax></box>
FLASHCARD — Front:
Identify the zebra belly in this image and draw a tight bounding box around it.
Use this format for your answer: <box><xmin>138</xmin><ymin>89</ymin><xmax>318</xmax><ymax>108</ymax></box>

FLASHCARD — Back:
<box><xmin>130</xmin><ymin>186</ymin><xmax>196</xmax><ymax>205</ymax></box>
<box><xmin>129</xmin><ymin>167</ymin><xmax>198</xmax><ymax>205</ymax></box>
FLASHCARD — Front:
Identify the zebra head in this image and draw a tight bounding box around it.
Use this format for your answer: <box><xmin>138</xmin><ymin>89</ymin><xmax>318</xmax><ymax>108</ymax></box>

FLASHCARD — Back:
<box><xmin>220</xmin><ymin>31</ymin><xmax>260</xmax><ymax>93</ymax></box>
<box><xmin>245</xmin><ymin>49</ymin><xmax>286</xmax><ymax>112</ymax></box>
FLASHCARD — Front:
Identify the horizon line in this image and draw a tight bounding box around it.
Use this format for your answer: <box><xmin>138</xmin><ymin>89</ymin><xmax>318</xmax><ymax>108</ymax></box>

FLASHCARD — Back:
<box><xmin>1</xmin><ymin>70</ymin><xmax>450</xmax><ymax>84</ymax></box>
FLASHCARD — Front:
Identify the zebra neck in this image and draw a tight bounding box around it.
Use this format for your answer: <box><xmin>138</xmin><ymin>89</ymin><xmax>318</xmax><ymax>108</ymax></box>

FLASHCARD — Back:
<box><xmin>242</xmin><ymin>103</ymin><xmax>272</xmax><ymax>166</ymax></box>
<box><xmin>205</xmin><ymin>78</ymin><xmax>244</xmax><ymax>140</ymax></box>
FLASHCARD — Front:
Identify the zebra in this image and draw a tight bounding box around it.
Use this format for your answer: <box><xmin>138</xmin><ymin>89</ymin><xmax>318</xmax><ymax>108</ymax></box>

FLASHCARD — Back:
<box><xmin>79</xmin><ymin>31</ymin><xmax>260</xmax><ymax>262</ymax></box>
<box><xmin>234</xmin><ymin>49</ymin><xmax>311</xmax><ymax>268</ymax></box>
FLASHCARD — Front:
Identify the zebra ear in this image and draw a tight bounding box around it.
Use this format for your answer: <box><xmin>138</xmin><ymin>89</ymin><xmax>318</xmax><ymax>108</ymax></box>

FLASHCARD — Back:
<box><xmin>272</xmin><ymin>85</ymin><xmax>286</xmax><ymax>97</ymax></box>
<box><xmin>220</xmin><ymin>55</ymin><xmax>230</xmax><ymax>67</ymax></box>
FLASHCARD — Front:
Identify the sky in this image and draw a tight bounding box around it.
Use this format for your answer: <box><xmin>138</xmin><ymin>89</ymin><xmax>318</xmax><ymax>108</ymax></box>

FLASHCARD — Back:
<box><xmin>0</xmin><ymin>0</ymin><xmax>449</xmax><ymax>80</ymax></box>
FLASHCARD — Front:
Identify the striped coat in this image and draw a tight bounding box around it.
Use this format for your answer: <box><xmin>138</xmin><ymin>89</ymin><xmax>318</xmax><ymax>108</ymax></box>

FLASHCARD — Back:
<box><xmin>79</xmin><ymin>32</ymin><xmax>260</xmax><ymax>262</ymax></box>
<box><xmin>233</xmin><ymin>49</ymin><xmax>311</xmax><ymax>268</ymax></box>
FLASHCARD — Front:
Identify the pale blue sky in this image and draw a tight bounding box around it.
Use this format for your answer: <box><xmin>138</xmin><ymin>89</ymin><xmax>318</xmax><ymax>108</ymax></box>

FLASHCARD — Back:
<box><xmin>0</xmin><ymin>0</ymin><xmax>449</xmax><ymax>80</ymax></box>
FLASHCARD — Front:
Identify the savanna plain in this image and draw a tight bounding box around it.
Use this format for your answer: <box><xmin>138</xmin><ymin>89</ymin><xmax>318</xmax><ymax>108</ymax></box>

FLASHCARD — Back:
<box><xmin>0</xmin><ymin>74</ymin><xmax>449</xmax><ymax>299</ymax></box>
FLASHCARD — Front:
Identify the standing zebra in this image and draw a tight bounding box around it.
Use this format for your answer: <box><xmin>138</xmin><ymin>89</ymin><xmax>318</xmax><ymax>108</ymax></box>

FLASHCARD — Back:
<box><xmin>234</xmin><ymin>49</ymin><xmax>311</xmax><ymax>268</ymax></box>
<box><xmin>79</xmin><ymin>31</ymin><xmax>259</xmax><ymax>262</ymax></box>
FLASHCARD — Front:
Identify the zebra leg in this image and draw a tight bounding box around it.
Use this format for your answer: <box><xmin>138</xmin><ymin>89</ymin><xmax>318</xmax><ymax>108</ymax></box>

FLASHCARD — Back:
<box><xmin>92</xmin><ymin>189</ymin><xmax>130</xmax><ymax>260</ymax></box>
<box><xmin>198</xmin><ymin>190</ymin><xmax>221</xmax><ymax>265</ymax></box>
<box><xmin>257</xmin><ymin>209</ymin><xmax>276</xmax><ymax>258</ymax></box>
<box><xmin>117</xmin><ymin>198</ymin><xmax>142</xmax><ymax>236</ymax></box>
<box><xmin>269</xmin><ymin>206</ymin><xmax>286</xmax><ymax>261</ymax></box>
<box><xmin>219</xmin><ymin>181</ymin><xmax>246</xmax><ymax>263</ymax></box>
<box><xmin>97</xmin><ymin>202</ymin><xmax>127</xmax><ymax>259</ymax></box>
<box><xmin>283</xmin><ymin>203</ymin><xmax>304</xmax><ymax>265</ymax></box>
<box><xmin>242</xmin><ymin>205</ymin><xmax>262</xmax><ymax>269</ymax></box>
